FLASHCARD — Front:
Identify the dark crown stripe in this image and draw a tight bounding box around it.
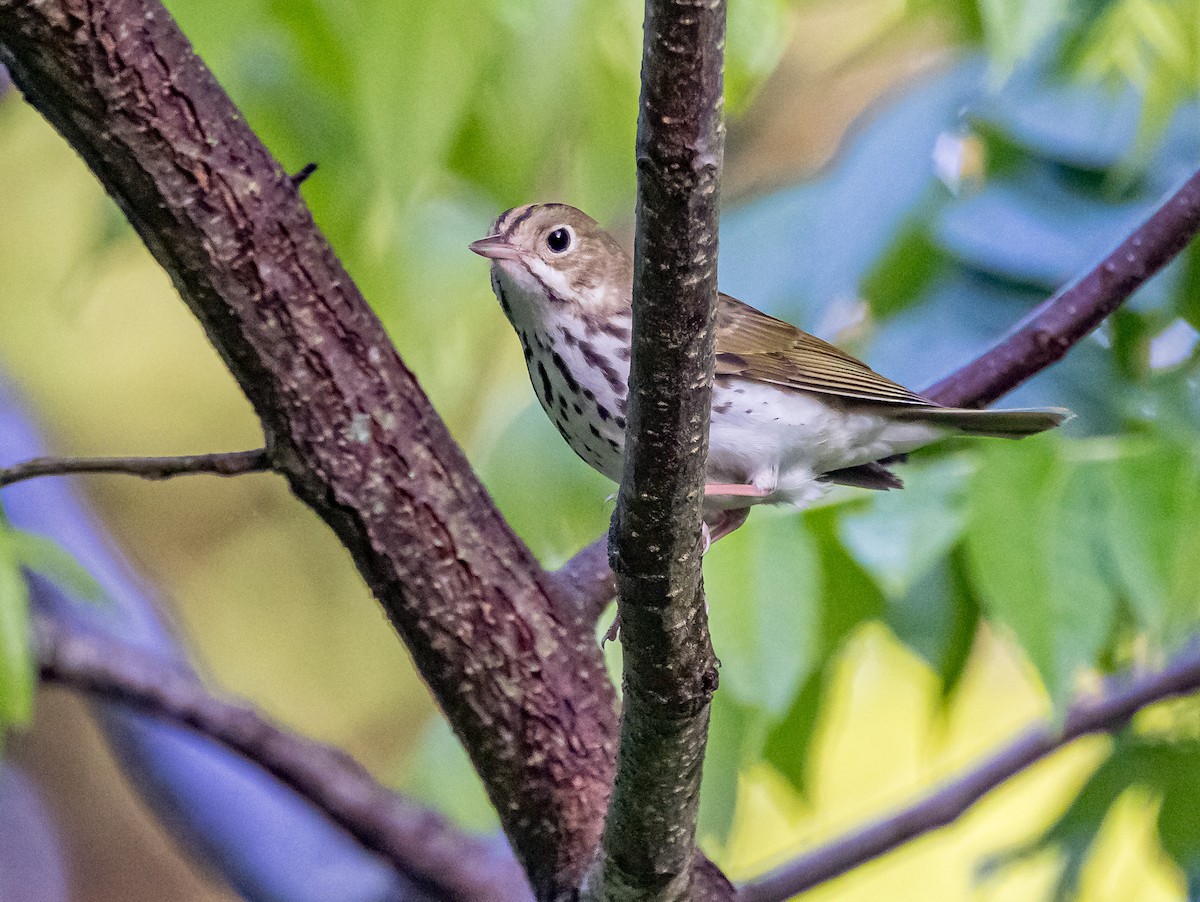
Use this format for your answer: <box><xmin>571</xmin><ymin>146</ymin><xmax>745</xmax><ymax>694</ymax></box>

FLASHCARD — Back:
<box><xmin>501</xmin><ymin>205</ymin><xmax>539</xmax><ymax>237</ymax></box>
<box><xmin>493</xmin><ymin>206</ymin><xmax>517</xmax><ymax>233</ymax></box>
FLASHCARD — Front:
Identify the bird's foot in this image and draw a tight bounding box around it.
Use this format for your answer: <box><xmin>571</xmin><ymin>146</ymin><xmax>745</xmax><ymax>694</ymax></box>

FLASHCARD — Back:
<box><xmin>602</xmin><ymin>612</ymin><xmax>621</xmax><ymax>645</ymax></box>
<box><xmin>703</xmin><ymin>507</ymin><xmax>752</xmax><ymax>550</ymax></box>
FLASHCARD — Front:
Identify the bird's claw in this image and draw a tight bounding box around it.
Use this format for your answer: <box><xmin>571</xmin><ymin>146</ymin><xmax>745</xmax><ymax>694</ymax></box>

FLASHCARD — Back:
<box><xmin>602</xmin><ymin>612</ymin><xmax>621</xmax><ymax>645</ymax></box>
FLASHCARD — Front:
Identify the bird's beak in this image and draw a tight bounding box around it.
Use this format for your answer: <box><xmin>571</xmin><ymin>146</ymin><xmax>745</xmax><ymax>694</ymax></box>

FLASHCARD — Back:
<box><xmin>469</xmin><ymin>234</ymin><xmax>523</xmax><ymax>261</ymax></box>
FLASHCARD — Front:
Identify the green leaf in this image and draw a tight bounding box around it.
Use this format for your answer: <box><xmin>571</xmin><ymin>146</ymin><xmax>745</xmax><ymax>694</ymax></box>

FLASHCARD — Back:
<box><xmin>886</xmin><ymin>553</ymin><xmax>983</xmax><ymax>693</ymax></box>
<box><xmin>479</xmin><ymin>404</ymin><xmax>613</xmax><ymax>565</ymax></box>
<box><xmin>981</xmin><ymin>742</ymin><xmax>1120</xmax><ymax>899</ymax></box>
<box><xmin>861</xmin><ymin>213</ymin><xmax>947</xmax><ymax>319</ymax></box>
<box><xmin>0</xmin><ymin>527</ymin><xmax>34</xmax><ymax>729</ymax></box>
<box><xmin>699</xmin><ymin>691</ymin><xmax>767</xmax><ymax>846</ymax></box>
<box><xmin>266</xmin><ymin>0</ymin><xmax>356</xmax><ymax>98</ymax></box>
<box><xmin>837</xmin><ymin>455</ymin><xmax>983</xmax><ymax>687</ymax></box>
<box><xmin>1067</xmin><ymin>0</ymin><xmax>1200</xmax><ymax>146</ymax></box>
<box><xmin>726</xmin><ymin>0</ymin><xmax>792</xmax><ymax>112</ymax></box>
<box><xmin>807</xmin><ymin>505</ymin><xmax>886</xmax><ymax>652</ymax></box>
<box><xmin>1159</xmin><ymin>764</ymin><xmax>1200</xmax><ymax>892</ymax></box>
<box><xmin>988</xmin><ymin>735</ymin><xmax>1200</xmax><ymax>900</ymax></box>
<box><xmin>759</xmin><ymin>506</ymin><xmax>885</xmax><ymax>796</ymax></box>
<box><xmin>940</xmin><ymin>547</ymin><xmax>983</xmax><ymax>696</ymax></box>
<box><xmin>966</xmin><ymin>437</ymin><xmax>1058</xmax><ymax>686</ymax></box>
<box><xmin>977</xmin><ymin>0</ymin><xmax>1069</xmax><ymax>84</ymax></box>
<box><xmin>839</xmin><ymin>455</ymin><xmax>972</xmax><ymax>601</ymax></box>
<box><xmin>1108</xmin><ymin>308</ymin><xmax>1154</xmax><ymax>382</ymax></box>
<box><xmin>706</xmin><ymin>507</ymin><xmax>820</xmax><ymax>716</ymax></box>
<box><xmin>351</xmin><ymin>0</ymin><xmax>492</xmax><ymax>216</ymax></box>
<box><xmin>967</xmin><ymin>439</ymin><xmax>1122</xmax><ymax>706</ymax></box>
<box><xmin>1106</xmin><ymin>441</ymin><xmax>1200</xmax><ymax>642</ymax></box>
<box><xmin>448</xmin><ymin>0</ymin><xmax>642</xmax><ymax>217</ymax></box>
<box><xmin>1044</xmin><ymin>458</ymin><xmax>1122</xmax><ymax>667</ymax></box>
<box><xmin>762</xmin><ymin>667</ymin><xmax>825</xmax><ymax>797</ymax></box>
<box><xmin>701</xmin><ymin>443</ymin><xmax>852</xmax><ymax>830</ymax></box>
<box><xmin>1180</xmin><ymin>234</ymin><xmax>1200</xmax><ymax>333</ymax></box>
<box><xmin>8</xmin><ymin>531</ymin><xmax>105</xmax><ymax>604</ymax></box>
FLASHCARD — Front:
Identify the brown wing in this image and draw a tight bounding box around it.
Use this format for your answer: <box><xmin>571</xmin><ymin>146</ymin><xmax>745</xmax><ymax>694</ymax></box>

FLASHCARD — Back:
<box><xmin>714</xmin><ymin>294</ymin><xmax>936</xmax><ymax>407</ymax></box>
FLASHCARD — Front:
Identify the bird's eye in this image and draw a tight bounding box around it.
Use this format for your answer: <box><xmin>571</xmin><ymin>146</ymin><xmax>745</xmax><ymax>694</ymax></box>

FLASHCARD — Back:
<box><xmin>546</xmin><ymin>227</ymin><xmax>572</xmax><ymax>253</ymax></box>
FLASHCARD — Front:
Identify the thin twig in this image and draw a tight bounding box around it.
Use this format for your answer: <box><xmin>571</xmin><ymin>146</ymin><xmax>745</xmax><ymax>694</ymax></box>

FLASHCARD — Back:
<box><xmin>739</xmin><ymin>645</ymin><xmax>1200</xmax><ymax>901</ymax></box>
<box><xmin>0</xmin><ymin>449</ymin><xmax>271</xmax><ymax>489</ymax></box>
<box><xmin>34</xmin><ymin>614</ymin><xmax>533</xmax><ymax>902</ymax></box>
<box><xmin>585</xmin><ymin>0</ymin><xmax>730</xmax><ymax>899</ymax></box>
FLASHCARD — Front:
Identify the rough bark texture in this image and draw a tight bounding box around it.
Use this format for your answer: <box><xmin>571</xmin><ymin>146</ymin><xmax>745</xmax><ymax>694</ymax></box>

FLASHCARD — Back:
<box><xmin>588</xmin><ymin>1</ymin><xmax>728</xmax><ymax>900</ymax></box>
<box><xmin>0</xmin><ymin>3</ymin><xmax>618</xmax><ymax>897</ymax></box>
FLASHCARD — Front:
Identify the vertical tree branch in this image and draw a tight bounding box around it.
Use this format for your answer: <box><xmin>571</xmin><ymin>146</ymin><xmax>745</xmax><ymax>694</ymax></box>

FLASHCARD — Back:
<box><xmin>588</xmin><ymin>1</ymin><xmax>728</xmax><ymax>900</ymax></box>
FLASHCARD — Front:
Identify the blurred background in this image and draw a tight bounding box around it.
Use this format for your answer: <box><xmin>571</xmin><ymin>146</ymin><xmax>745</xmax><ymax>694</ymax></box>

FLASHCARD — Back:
<box><xmin>1</xmin><ymin>0</ymin><xmax>1199</xmax><ymax>899</ymax></box>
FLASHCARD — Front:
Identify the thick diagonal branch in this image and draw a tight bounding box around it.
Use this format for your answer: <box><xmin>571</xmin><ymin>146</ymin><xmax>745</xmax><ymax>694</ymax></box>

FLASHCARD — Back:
<box><xmin>34</xmin><ymin>615</ymin><xmax>533</xmax><ymax>902</ymax></box>
<box><xmin>586</xmin><ymin>1</ymin><xmax>729</xmax><ymax>900</ymax></box>
<box><xmin>0</xmin><ymin>3</ymin><xmax>618</xmax><ymax>897</ymax></box>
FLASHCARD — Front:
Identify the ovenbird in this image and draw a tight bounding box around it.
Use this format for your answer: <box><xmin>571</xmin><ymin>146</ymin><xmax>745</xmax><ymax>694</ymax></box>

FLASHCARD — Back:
<box><xmin>470</xmin><ymin>203</ymin><xmax>1069</xmax><ymax>541</ymax></box>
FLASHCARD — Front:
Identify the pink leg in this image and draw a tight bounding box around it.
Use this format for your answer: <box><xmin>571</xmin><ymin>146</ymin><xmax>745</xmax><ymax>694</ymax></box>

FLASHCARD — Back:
<box><xmin>603</xmin><ymin>612</ymin><xmax>621</xmax><ymax>645</ymax></box>
<box><xmin>705</xmin><ymin>482</ymin><xmax>770</xmax><ymax>498</ymax></box>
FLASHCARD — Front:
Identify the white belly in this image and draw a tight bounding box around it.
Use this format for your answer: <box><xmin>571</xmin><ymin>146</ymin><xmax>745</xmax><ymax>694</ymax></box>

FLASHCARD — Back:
<box><xmin>705</xmin><ymin>379</ymin><xmax>944</xmax><ymax>509</ymax></box>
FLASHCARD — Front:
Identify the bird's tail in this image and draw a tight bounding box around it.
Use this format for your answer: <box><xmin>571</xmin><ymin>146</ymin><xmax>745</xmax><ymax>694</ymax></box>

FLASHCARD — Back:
<box><xmin>890</xmin><ymin>406</ymin><xmax>1072</xmax><ymax>439</ymax></box>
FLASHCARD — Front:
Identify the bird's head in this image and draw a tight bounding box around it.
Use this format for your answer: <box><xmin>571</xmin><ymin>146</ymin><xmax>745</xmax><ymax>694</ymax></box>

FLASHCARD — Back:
<box><xmin>469</xmin><ymin>203</ymin><xmax>632</xmax><ymax>318</ymax></box>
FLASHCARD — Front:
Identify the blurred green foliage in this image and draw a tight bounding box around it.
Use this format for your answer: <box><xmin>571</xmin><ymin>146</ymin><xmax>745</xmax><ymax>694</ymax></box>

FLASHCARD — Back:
<box><xmin>707</xmin><ymin>2</ymin><xmax>1200</xmax><ymax>888</ymax></box>
<box><xmin>2</xmin><ymin>0</ymin><xmax>1200</xmax><ymax>898</ymax></box>
<box><xmin>0</xmin><ymin>516</ymin><xmax>105</xmax><ymax>736</ymax></box>
<box><xmin>985</xmin><ymin>730</ymin><xmax>1200</xmax><ymax>898</ymax></box>
<box><xmin>0</xmin><ymin>518</ymin><xmax>33</xmax><ymax>737</ymax></box>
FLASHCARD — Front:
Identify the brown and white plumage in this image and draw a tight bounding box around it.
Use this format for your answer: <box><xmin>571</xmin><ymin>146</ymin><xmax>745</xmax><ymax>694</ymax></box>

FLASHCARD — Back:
<box><xmin>471</xmin><ymin>203</ymin><xmax>1069</xmax><ymax>520</ymax></box>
